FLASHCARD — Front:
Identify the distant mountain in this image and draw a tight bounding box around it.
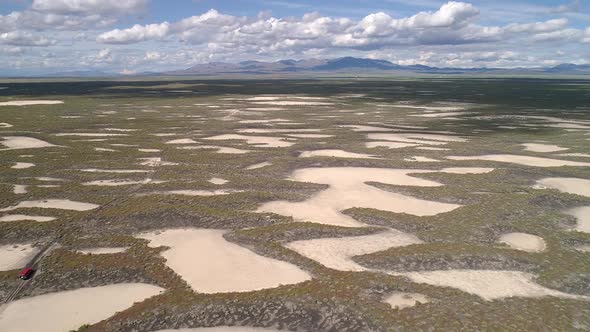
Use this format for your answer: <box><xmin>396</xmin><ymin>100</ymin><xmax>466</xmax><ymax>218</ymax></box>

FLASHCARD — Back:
<box><xmin>20</xmin><ymin>58</ymin><xmax>590</xmax><ymax>78</ymax></box>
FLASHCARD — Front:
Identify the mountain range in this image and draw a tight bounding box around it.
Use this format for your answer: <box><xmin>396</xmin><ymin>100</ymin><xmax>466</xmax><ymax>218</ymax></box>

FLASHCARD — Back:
<box><xmin>32</xmin><ymin>57</ymin><xmax>590</xmax><ymax>77</ymax></box>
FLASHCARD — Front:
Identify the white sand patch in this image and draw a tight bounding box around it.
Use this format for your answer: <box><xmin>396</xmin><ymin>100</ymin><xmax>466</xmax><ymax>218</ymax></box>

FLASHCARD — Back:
<box><xmin>204</xmin><ymin>134</ymin><xmax>294</xmax><ymax>148</ymax></box>
<box><xmin>415</xmin><ymin>147</ymin><xmax>450</xmax><ymax>151</ymax></box>
<box><xmin>166</xmin><ymin>138</ymin><xmax>198</xmax><ymax>144</ymax></box>
<box><xmin>77</xmin><ymin>247</ymin><xmax>129</xmax><ymax>255</ymax></box>
<box><xmin>368</xmin><ymin>133</ymin><xmax>467</xmax><ymax>146</ymax></box>
<box><xmin>565</xmin><ymin>207</ymin><xmax>590</xmax><ymax>233</ymax></box>
<box><xmin>160</xmin><ymin>190</ymin><xmax>240</xmax><ymax>197</ymax></box>
<box><xmin>498</xmin><ymin>233</ymin><xmax>546</xmax><ymax>252</ymax></box>
<box><xmin>54</xmin><ymin>133</ymin><xmax>127</xmax><ymax>137</ymax></box>
<box><xmin>0</xmin><ymin>283</ymin><xmax>163</xmax><ymax>332</ymax></box>
<box><xmin>0</xmin><ymin>199</ymin><xmax>99</xmax><ymax>212</ymax></box>
<box><xmin>238</xmin><ymin>128</ymin><xmax>321</xmax><ymax>134</ymax></box>
<box><xmin>404</xmin><ymin>156</ymin><xmax>440</xmax><ymax>162</ymax></box>
<box><xmin>138</xmin><ymin>148</ymin><xmax>161</xmax><ymax>153</ymax></box>
<box><xmin>300</xmin><ymin>149</ymin><xmax>377</xmax><ymax>159</ymax></box>
<box><xmin>576</xmin><ymin>245</ymin><xmax>590</xmax><ymax>252</ymax></box>
<box><xmin>0</xmin><ymin>214</ymin><xmax>56</xmax><ymax>222</ymax></box>
<box><xmin>522</xmin><ymin>143</ymin><xmax>568</xmax><ymax>153</ymax></box>
<box><xmin>32</xmin><ymin>177</ymin><xmax>64</xmax><ymax>182</ymax></box>
<box><xmin>439</xmin><ymin>167</ymin><xmax>494</xmax><ymax>174</ymax></box>
<box><xmin>59</xmin><ymin>116</ymin><xmax>81</xmax><ymax>119</ymax></box>
<box><xmin>37</xmin><ymin>185</ymin><xmax>60</xmax><ymax>188</ymax></box>
<box><xmin>179</xmin><ymin>145</ymin><xmax>251</xmax><ymax>154</ymax></box>
<box><xmin>286</xmin><ymin>230</ymin><xmax>421</xmax><ymax>272</ymax></box>
<box><xmin>383</xmin><ymin>292</ymin><xmax>430</xmax><ymax>309</ymax></box>
<box><xmin>411</xmin><ymin>112</ymin><xmax>472</xmax><ymax>118</ymax></box>
<box><xmin>13</xmin><ymin>185</ymin><xmax>27</xmax><ymax>194</ymax></box>
<box><xmin>258</xmin><ymin>167</ymin><xmax>461</xmax><ymax>227</ymax></box>
<box><xmin>139</xmin><ymin>157</ymin><xmax>179</xmax><ymax>167</ymax></box>
<box><xmin>104</xmin><ymin>128</ymin><xmax>137</xmax><ymax>132</ymax></box>
<box><xmin>286</xmin><ymin>134</ymin><xmax>334</xmax><ymax>138</ymax></box>
<box><xmin>448</xmin><ymin>155</ymin><xmax>590</xmax><ymax>167</ymax></box>
<box><xmin>154</xmin><ymin>327</ymin><xmax>279</xmax><ymax>332</ymax></box>
<box><xmin>0</xmin><ymin>123</ymin><xmax>13</xmax><ymax>128</ymax></box>
<box><xmin>0</xmin><ymin>243</ymin><xmax>38</xmax><ymax>271</ymax></box>
<box><xmin>137</xmin><ymin>229</ymin><xmax>311</xmax><ymax>293</ymax></box>
<box><xmin>1</xmin><ymin>136</ymin><xmax>55</xmax><ymax>150</ymax></box>
<box><xmin>209</xmin><ymin>178</ymin><xmax>228</xmax><ymax>185</ymax></box>
<box><xmin>154</xmin><ymin>133</ymin><xmax>178</xmax><ymax>137</ymax></box>
<box><xmin>246</xmin><ymin>162</ymin><xmax>272</xmax><ymax>170</ymax></box>
<box><xmin>253</xmin><ymin>101</ymin><xmax>333</xmax><ymax>106</ymax></box>
<box><xmin>557</xmin><ymin>153</ymin><xmax>590</xmax><ymax>158</ymax></box>
<box><xmin>395</xmin><ymin>270</ymin><xmax>587</xmax><ymax>301</ymax></box>
<box><xmin>342</xmin><ymin>125</ymin><xmax>397</xmax><ymax>132</ymax></box>
<box><xmin>366</xmin><ymin>141</ymin><xmax>418</xmax><ymax>149</ymax></box>
<box><xmin>535</xmin><ymin>178</ymin><xmax>590</xmax><ymax>196</ymax></box>
<box><xmin>80</xmin><ymin>168</ymin><xmax>151</xmax><ymax>173</ymax></box>
<box><xmin>0</xmin><ymin>100</ymin><xmax>63</xmax><ymax>106</ymax></box>
<box><xmin>238</xmin><ymin>118</ymin><xmax>289</xmax><ymax>124</ymax></box>
<box><xmin>387</xmin><ymin>104</ymin><xmax>466</xmax><ymax>112</ymax></box>
<box><xmin>94</xmin><ymin>147</ymin><xmax>116</xmax><ymax>152</ymax></box>
<box><xmin>83</xmin><ymin>179</ymin><xmax>161</xmax><ymax>186</ymax></box>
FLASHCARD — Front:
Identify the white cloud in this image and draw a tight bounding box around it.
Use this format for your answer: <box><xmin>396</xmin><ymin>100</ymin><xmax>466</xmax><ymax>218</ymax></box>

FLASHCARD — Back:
<box><xmin>31</xmin><ymin>0</ymin><xmax>147</xmax><ymax>15</ymax></box>
<box><xmin>506</xmin><ymin>19</ymin><xmax>569</xmax><ymax>34</ymax></box>
<box><xmin>0</xmin><ymin>31</ymin><xmax>56</xmax><ymax>46</ymax></box>
<box><xmin>97</xmin><ymin>22</ymin><xmax>170</xmax><ymax>44</ymax></box>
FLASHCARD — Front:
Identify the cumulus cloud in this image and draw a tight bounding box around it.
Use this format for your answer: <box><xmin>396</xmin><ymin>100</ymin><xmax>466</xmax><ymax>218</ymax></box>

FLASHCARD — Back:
<box><xmin>31</xmin><ymin>0</ymin><xmax>147</xmax><ymax>15</ymax></box>
<box><xmin>97</xmin><ymin>22</ymin><xmax>170</xmax><ymax>44</ymax></box>
<box><xmin>0</xmin><ymin>31</ymin><xmax>56</xmax><ymax>46</ymax></box>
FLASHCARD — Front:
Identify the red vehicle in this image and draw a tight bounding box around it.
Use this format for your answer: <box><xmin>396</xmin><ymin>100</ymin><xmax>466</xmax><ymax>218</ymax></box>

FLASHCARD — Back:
<box><xmin>19</xmin><ymin>268</ymin><xmax>34</xmax><ymax>280</ymax></box>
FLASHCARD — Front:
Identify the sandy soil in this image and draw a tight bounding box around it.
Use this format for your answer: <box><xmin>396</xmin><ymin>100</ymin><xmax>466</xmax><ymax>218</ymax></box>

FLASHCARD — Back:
<box><xmin>368</xmin><ymin>133</ymin><xmax>466</xmax><ymax>146</ymax></box>
<box><xmin>204</xmin><ymin>134</ymin><xmax>294</xmax><ymax>148</ymax></box>
<box><xmin>237</xmin><ymin>128</ymin><xmax>321</xmax><ymax>134</ymax></box>
<box><xmin>535</xmin><ymin>178</ymin><xmax>590</xmax><ymax>197</ymax></box>
<box><xmin>286</xmin><ymin>230</ymin><xmax>422</xmax><ymax>271</ymax></box>
<box><xmin>299</xmin><ymin>149</ymin><xmax>377</xmax><ymax>159</ymax></box>
<box><xmin>155</xmin><ymin>327</ymin><xmax>280</xmax><ymax>332</ymax></box>
<box><xmin>285</xmin><ymin>134</ymin><xmax>334</xmax><ymax>138</ymax></box>
<box><xmin>10</xmin><ymin>162</ymin><xmax>35</xmax><ymax>169</ymax></box>
<box><xmin>342</xmin><ymin>125</ymin><xmax>397</xmax><ymax>132</ymax></box>
<box><xmin>383</xmin><ymin>292</ymin><xmax>430</xmax><ymax>309</ymax></box>
<box><xmin>498</xmin><ymin>232</ymin><xmax>546</xmax><ymax>252</ymax></box>
<box><xmin>209</xmin><ymin>178</ymin><xmax>229</xmax><ymax>185</ymax></box>
<box><xmin>0</xmin><ymin>214</ymin><xmax>56</xmax><ymax>222</ymax></box>
<box><xmin>139</xmin><ymin>157</ymin><xmax>179</xmax><ymax>167</ymax></box>
<box><xmin>448</xmin><ymin>155</ymin><xmax>590</xmax><ymax>167</ymax></box>
<box><xmin>366</xmin><ymin>141</ymin><xmax>418</xmax><ymax>149</ymax></box>
<box><xmin>253</xmin><ymin>101</ymin><xmax>333</xmax><ymax>106</ymax></box>
<box><xmin>565</xmin><ymin>207</ymin><xmax>590</xmax><ymax>233</ymax></box>
<box><xmin>94</xmin><ymin>147</ymin><xmax>116</xmax><ymax>152</ymax></box>
<box><xmin>0</xmin><ymin>123</ymin><xmax>13</xmax><ymax>128</ymax></box>
<box><xmin>77</xmin><ymin>247</ymin><xmax>130</xmax><ymax>254</ymax></box>
<box><xmin>138</xmin><ymin>148</ymin><xmax>161</xmax><ymax>153</ymax></box>
<box><xmin>160</xmin><ymin>190</ymin><xmax>239</xmax><ymax>196</ymax></box>
<box><xmin>13</xmin><ymin>185</ymin><xmax>27</xmax><ymax>194</ymax></box>
<box><xmin>246</xmin><ymin>162</ymin><xmax>272</xmax><ymax>170</ymax></box>
<box><xmin>166</xmin><ymin>139</ymin><xmax>199</xmax><ymax>144</ymax></box>
<box><xmin>137</xmin><ymin>229</ymin><xmax>311</xmax><ymax>293</ymax></box>
<box><xmin>83</xmin><ymin>179</ymin><xmax>160</xmax><ymax>186</ymax></box>
<box><xmin>439</xmin><ymin>167</ymin><xmax>494</xmax><ymax>174</ymax></box>
<box><xmin>0</xmin><ymin>243</ymin><xmax>38</xmax><ymax>271</ymax></box>
<box><xmin>395</xmin><ymin>270</ymin><xmax>588</xmax><ymax>301</ymax></box>
<box><xmin>557</xmin><ymin>153</ymin><xmax>590</xmax><ymax>158</ymax></box>
<box><xmin>0</xmin><ymin>100</ymin><xmax>63</xmax><ymax>106</ymax></box>
<box><xmin>0</xmin><ymin>199</ymin><xmax>99</xmax><ymax>212</ymax></box>
<box><xmin>0</xmin><ymin>283</ymin><xmax>164</xmax><ymax>332</ymax></box>
<box><xmin>54</xmin><ymin>133</ymin><xmax>128</xmax><ymax>137</ymax></box>
<box><xmin>80</xmin><ymin>168</ymin><xmax>151</xmax><ymax>173</ymax></box>
<box><xmin>258</xmin><ymin>167</ymin><xmax>461</xmax><ymax>227</ymax></box>
<box><xmin>1</xmin><ymin>136</ymin><xmax>55</xmax><ymax>150</ymax></box>
<box><xmin>179</xmin><ymin>146</ymin><xmax>252</xmax><ymax>154</ymax></box>
<box><xmin>522</xmin><ymin>143</ymin><xmax>568</xmax><ymax>153</ymax></box>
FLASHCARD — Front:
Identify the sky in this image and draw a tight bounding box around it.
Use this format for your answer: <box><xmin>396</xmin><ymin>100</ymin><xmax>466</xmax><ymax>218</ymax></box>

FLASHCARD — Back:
<box><xmin>0</xmin><ymin>0</ymin><xmax>588</xmax><ymax>75</ymax></box>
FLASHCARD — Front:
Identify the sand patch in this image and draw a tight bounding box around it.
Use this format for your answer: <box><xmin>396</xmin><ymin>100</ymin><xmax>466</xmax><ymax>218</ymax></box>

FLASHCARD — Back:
<box><xmin>404</xmin><ymin>156</ymin><xmax>440</xmax><ymax>162</ymax></box>
<box><xmin>1</xmin><ymin>136</ymin><xmax>55</xmax><ymax>150</ymax></box>
<box><xmin>498</xmin><ymin>233</ymin><xmax>546</xmax><ymax>252</ymax></box>
<box><xmin>137</xmin><ymin>229</ymin><xmax>311</xmax><ymax>293</ymax></box>
<box><xmin>0</xmin><ymin>214</ymin><xmax>56</xmax><ymax>222</ymax></box>
<box><xmin>80</xmin><ymin>168</ymin><xmax>151</xmax><ymax>173</ymax></box>
<box><xmin>258</xmin><ymin>167</ymin><xmax>461</xmax><ymax>227</ymax></box>
<box><xmin>0</xmin><ymin>283</ymin><xmax>163</xmax><ymax>332</ymax></box>
<box><xmin>238</xmin><ymin>128</ymin><xmax>320</xmax><ymax>134</ymax></box>
<box><xmin>179</xmin><ymin>145</ymin><xmax>251</xmax><ymax>154</ymax></box>
<box><xmin>0</xmin><ymin>100</ymin><xmax>63</xmax><ymax>106</ymax></box>
<box><xmin>54</xmin><ymin>133</ymin><xmax>127</xmax><ymax>137</ymax></box>
<box><xmin>557</xmin><ymin>153</ymin><xmax>590</xmax><ymax>158</ymax></box>
<box><xmin>253</xmin><ymin>101</ymin><xmax>333</xmax><ymax>106</ymax></box>
<box><xmin>448</xmin><ymin>155</ymin><xmax>590</xmax><ymax>167</ymax></box>
<box><xmin>383</xmin><ymin>292</ymin><xmax>430</xmax><ymax>310</ymax></box>
<box><xmin>286</xmin><ymin>230</ymin><xmax>421</xmax><ymax>272</ymax></box>
<box><xmin>83</xmin><ymin>179</ymin><xmax>160</xmax><ymax>186</ymax></box>
<box><xmin>138</xmin><ymin>148</ymin><xmax>161</xmax><ymax>153</ymax></box>
<box><xmin>565</xmin><ymin>207</ymin><xmax>590</xmax><ymax>233</ymax></box>
<box><xmin>299</xmin><ymin>149</ymin><xmax>377</xmax><ymax>159</ymax></box>
<box><xmin>342</xmin><ymin>125</ymin><xmax>397</xmax><ymax>132</ymax></box>
<box><xmin>238</xmin><ymin>118</ymin><xmax>289</xmax><ymax>124</ymax></box>
<box><xmin>209</xmin><ymin>178</ymin><xmax>228</xmax><ymax>185</ymax></box>
<box><xmin>204</xmin><ymin>134</ymin><xmax>294</xmax><ymax>148</ymax></box>
<box><xmin>286</xmin><ymin>134</ymin><xmax>334</xmax><ymax>138</ymax></box>
<box><xmin>439</xmin><ymin>167</ymin><xmax>494</xmax><ymax>174</ymax></box>
<box><xmin>139</xmin><ymin>157</ymin><xmax>179</xmax><ymax>167</ymax></box>
<box><xmin>535</xmin><ymin>178</ymin><xmax>590</xmax><ymax>196</ymax></box>
<box><xmin>0</xmin><ymin>123</ymin><xmax>13</xmax><ymax>128</ymax></box>
<box><xmin>366</xmin><ymin>141</ymin><xmax>418</xmax><ymax>149</ymax></box>
<box><xmin>13</xmin><ymin>185</ymin><xmax>27</xmax><ymax>194</ymax></box>
<box><xmin>94</xmin><ymin>147</ymin><xmax>116</xmax><ymax>152</ymax></box>
<box><xmin>0</xmin><ymin>243</ymin><xmax>38</xmax><ymax>271</ymax></box>
<box><xmin>166</xmin><ymin>139</ymin><xmax>198</xmax><ymax>144</ymax></box>
<box><xmin>77</xmin><ymin>247</ymin><xmax>129</xmax><ymax>255</ymax></box>
<box><xmin>395</xmin><ymin>270</ymin><xmax>587</xmax><ymax>301</ymax></box>
<box><xmin>522</xmin><ymin>143</ymin><xmax>568</xmax><ymax>153</ymax></box>
<box><xmin>246</xmin><ymin>162</ymin><xmax>272</xmax><ymax>170</ymax></box>
<box><xmin>415</xmin><ymin>147</ymin><xmax>450</xmax><ymax>151</ymax></box>
<box><xmin>0</xmin><ymin>199</ymin><xmax>99</xmax><ymax>212</ymax></box>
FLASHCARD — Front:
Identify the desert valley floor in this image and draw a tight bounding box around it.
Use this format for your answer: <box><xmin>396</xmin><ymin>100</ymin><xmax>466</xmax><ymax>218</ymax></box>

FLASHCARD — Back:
<box><xmin>0</xmin><ymin>78</ymin><xmax>589</xmax><ymax>331</ymax></box>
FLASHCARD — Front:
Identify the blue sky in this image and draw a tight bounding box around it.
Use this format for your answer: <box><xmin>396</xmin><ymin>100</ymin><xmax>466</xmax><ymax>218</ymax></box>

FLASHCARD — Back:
<box><xmin>0</xmin><ymin>0</ymin><xmax>588</xmax><ymax>74</ymax></box>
